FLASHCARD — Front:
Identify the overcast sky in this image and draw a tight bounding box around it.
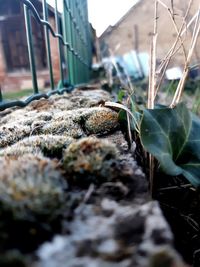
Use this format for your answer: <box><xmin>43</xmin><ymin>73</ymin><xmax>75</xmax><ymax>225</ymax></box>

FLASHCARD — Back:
<box><xmin>47</xmin><ymin>0</ymin><xmax>138</xmax><ymax>37</ymax></box>
<box><xmin>88</xmin><ymin>0</ymin><xmax>139</xmax><ymax>36</ymax></box>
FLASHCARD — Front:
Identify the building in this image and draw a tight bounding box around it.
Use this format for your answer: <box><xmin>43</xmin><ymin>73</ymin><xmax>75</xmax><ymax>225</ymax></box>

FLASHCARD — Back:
<box><xmin>99</xmin><ymin>0</ymin><xmax>200</xmax><ymax>77</ymax></box>
<box><xmin>0</xmin><ymin>0</ymin><xmax>63</xmax><ymax>91</ymax></box>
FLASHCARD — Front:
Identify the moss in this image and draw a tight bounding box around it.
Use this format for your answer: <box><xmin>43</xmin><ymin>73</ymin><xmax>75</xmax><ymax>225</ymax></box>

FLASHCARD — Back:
<box><xmin>149</xmin><ymin>248</ymin><xmax>182</xmax><ymax>267</ymax></box>
<box><xmin>41</xmin><ymin>119</ymin><xmax>85</xmax><ymax>138</ymax></box>
<box><xmin>1</xmin><ymin>135</ymin><xmax>74</xmax><ymax>158</ymax></box>
<box><xmin>0</xmin><ymin>111</ymin><xmax>53</xmax><ymax>148</ymax></box>
<box><xmin>0</xmin><ymin>155</ymin><xmax>67</xmax><ymax>252</ymax></box>
<box><xmin>0</xmin><ymin>250</ymin><xmax>28</xmax><ymax>267</ymax></box>
<box><xmin>0</xmin><ymin>123</ymin><xmax>31</xmax><ymax>148</ymax></box>
<box><xmin>63</xmin><ymin>137</ymin><xmax>119</xmax><ymax>186</ymax></box>
<box><xmin>83</xmin><ymin>108</ymin><xmax>119</xmax><ymax>135</ymax></box>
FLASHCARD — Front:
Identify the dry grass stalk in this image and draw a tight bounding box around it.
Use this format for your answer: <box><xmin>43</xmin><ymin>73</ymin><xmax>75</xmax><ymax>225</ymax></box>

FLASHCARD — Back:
<box><xmin>107</xmin><ymin>47</ymin><xmax>136</xmax><ymax>145</ymax></box>
<box><xmin>154</xmin><ymin>0</ymin><xmax>193</xmax><ymax>98</ymax></box>
<box><xmin>148</xmin><ymin>0</ymin><xmax>158</xmax><ymax>109</ymax></box>
<box><xmin>157</xmin><ymin>0</ymin><xmax>187</xmax><ymax>60</ymax></box>
<box><xmin>104</xmin><ymin>101</ymin><xmax>140</xmax><ymax>133</ymax></box>
<box><xmin>157</xmin><ymin>6</ymin><xmax>198</xmax><ymax>76</ymax></box>
<box><xmin>147</xmin><ymin>0</ymin><xmax>159</xmax><ymax>195</ymax></box>
<box><xmin>108</xmin><ymin>47</ymin><xmax>134</xmax><ymax>95</ymax></box>
<box><xmin>170</xmin><ymin>5</ymin><xmax>200</xmax><ymax>107</ymax></box>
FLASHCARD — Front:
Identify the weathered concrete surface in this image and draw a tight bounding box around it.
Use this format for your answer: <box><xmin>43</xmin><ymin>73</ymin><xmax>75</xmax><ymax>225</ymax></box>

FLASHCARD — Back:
<box><xmin>0</xmin><ymin>87</ymin><xmax>186</xmax><ymax>267</ymax></box>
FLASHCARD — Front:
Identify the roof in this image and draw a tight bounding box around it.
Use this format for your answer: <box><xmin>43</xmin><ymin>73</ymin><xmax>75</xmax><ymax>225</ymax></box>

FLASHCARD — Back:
<box><xmin>99</xmin><ymin>0</ymin><xmax>142</xmax><ymax>40</ymax></box>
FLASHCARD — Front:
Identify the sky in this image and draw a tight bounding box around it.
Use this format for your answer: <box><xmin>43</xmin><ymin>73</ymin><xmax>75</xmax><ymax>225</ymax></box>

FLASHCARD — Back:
<box><xmin>47</xmin><ymin>0</ymin><xmax>139</xmax><ymax>37</ymax></box>
<box><xmin>87</xmin><ymin>0</ymin><xmax>139</xmax><ymax>36</ymax></box>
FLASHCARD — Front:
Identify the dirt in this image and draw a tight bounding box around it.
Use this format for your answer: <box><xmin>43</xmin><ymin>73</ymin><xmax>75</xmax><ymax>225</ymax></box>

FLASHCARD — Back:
<box><xmin>0</xmin><ymin>86</ymin><xmax>187</xmax><ymax>267</ymax></box>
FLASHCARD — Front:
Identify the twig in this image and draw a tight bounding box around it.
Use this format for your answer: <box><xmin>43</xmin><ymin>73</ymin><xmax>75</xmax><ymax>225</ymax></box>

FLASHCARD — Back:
<box><xmin>156</xmin><ymin>0</ymin><xmax>194</xmax><ymax>74</ymax></box>
<box><xmin>170</xmin><ymin>5</ymin><xmax>200</xmax><ymax>107</ymax></box>
<box><xmin>158</xmin><ymin>184</ymin><xmax>194</xmax><ymax>192</ymax></box>
<box><xmin>83</xmin><ymin>184</ymin><xmax>95</xmax><ymax>203</ymax></box>
<box><xmin>157</xmin><ymin>0</ymin><xmax>187</xmax><ymax>61</ymax></box>
<box><xmin>148</xmin><ymin>0</ymin><xmax>158</xmax><ymax>109</ymax></box>
<box><xmin>155</xmin><ymin>0</ymin><xmax>193</xmax><ymax>97</ymax></box>
<box><xmin>147</xmin><ymin>0</ymin><xmax>159</xmax><ymax>197</ymax></box>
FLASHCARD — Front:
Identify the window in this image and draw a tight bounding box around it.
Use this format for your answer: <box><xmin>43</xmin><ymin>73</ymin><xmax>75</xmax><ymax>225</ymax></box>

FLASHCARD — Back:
<box><xmin>2</xmin><ymin>14</ymin><xmax>47</xmax><ymax>72</ymax></box>
<box><xmin>2</xmin><ymin>17</ymin><xmax>30</xmax><ymax>71</ymax></box>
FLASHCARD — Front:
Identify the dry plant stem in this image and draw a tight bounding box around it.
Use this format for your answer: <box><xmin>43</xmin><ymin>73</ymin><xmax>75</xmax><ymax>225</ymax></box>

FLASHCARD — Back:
<box><xmin>126</xmin><ymin>111</ymin><xmax>133</xmax><ymax>145</ymax></box>
<box><xmin>104</xmin><ymin>101</ymin><xmax>140</xmax><ymax>133</ymax></box>
<box><xmin>170</xmin><ymin>6</ymin><xmax>200</xmax><ymax>107</ymax></box>
<box><xmin>126</xmin><ymin>96</ymin><xmax>133</xmax><ymax>145</ymax></box>
<box><xmin>157</xmin><ymin>7</ymin><xmax>198</xmax><ymax>75</ymax></box>
<box><xmin>154</xmin><ymin>0</ymin><xmax>193</xmax><ymax>97</ymax></box>
<box><xmin>108</xmin><ymin>48</ymin><xmax>131</xmax><ymax>93</ymax></box>
<box><xmin>157</xmin><ymin>0</ymin><xmax>187</xmax><ymax>60</ymax></box>
<box><xmin>123</xmin><ymin>68</ymin><xmax>135</xmax><ymax>95</ymax></box>
<box><xmin>170</xmin><ymin>0</ymin><xmax>174</xmax><ymax>19</ymax></box>
<box><xmin>149</xmin><ymin>154</ymin><xmax>155</xmax><ymax>195</ymax></box>
<box><xmin>148</xmin><ymin>0</ymin><xmax>158</xmax><ymax>110</ymax></box>
<box><xmin>154</xmin><ymin>38</ymin><xmax>187</xmax><ymax>98</ymax></box>
<box><xmin>109</xmin><ymin>46</ymin><xmax>134</xmax><ymax>94</ymax></box>
<box><xmin>156</xmin><ymin>0</ymin><xmax>193</xmax><ymax>73</ymax></box>
<box><xmin>148</xmin><ymin>0</ymin><xmax>158</xmax><ymax>196</ymax></box>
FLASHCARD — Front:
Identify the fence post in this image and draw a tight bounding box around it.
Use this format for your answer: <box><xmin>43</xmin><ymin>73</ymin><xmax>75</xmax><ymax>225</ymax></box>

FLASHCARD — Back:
<box><xmin>55</xmin><ymin>0</ymin><xmax>64</xmax><ymax>87</ymax></box>
<box><xmin>24</xmin><ymin>4</ymin><xmax>39</xmax><ymax>94</ymax></box>
<box><xmin>42</xmin><ymin>0</ymin><xmax>55</xmax><ymax>90</ymax></box>
<box><xmin>65</xmin><ymin>0</ymin><xmax>75</xmax><ymax>85</ymax></box>
<box><xmin>0</xmin><ymin>86</ymin><xmax>2</xmax><ymax>102</ymax></box>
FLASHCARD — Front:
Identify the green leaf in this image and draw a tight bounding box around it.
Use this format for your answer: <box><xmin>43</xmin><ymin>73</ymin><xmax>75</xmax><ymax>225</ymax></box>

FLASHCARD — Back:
<box><xmin>140</xmin><ymin>103</ymin><xmax>200</xmax><ymax>187</ymax></box>
<box><xmin>117</xmin><ymin>90</ymin><xmax>126</xmax><ymax>102</ymax></box>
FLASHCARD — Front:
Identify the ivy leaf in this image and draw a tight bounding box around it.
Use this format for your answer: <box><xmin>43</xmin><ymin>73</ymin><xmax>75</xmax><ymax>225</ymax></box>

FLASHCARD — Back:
<box><xmin>179</xmin><ymin>114</ymin><xmax>200</xmax><ymax>186</ymax></box>
<box><xmin>140</xmin><ymin>103</ymin><xmax>200</xmax><ymax>187</ymax></box>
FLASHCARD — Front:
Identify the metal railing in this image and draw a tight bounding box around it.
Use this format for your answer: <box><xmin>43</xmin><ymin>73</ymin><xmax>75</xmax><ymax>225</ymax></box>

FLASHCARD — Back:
<box><xmin>0</xmin><ymin>0</ymin><xmax>92</xmax><ymax>111</ymax></box>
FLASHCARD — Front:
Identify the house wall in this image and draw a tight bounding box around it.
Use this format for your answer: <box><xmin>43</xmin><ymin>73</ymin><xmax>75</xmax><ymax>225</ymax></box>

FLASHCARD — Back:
<box><xmin>0</xmin><ymin>27</ymin><xmax>6</xmax><ymax>87</ymax></box>
<box><xmin>0</xmin><ymin>14</ymin><xmax>62</xmax><ymax>92</ymax></box>
<box><xmin>100</xmin><ymin>0</ymin><xmax>200</xmax><ymax>68</ymax></box>
<box><xmin>49</xmin><ymin>17</ymin><xmax>62</xmax><ymax>85</ymax></box>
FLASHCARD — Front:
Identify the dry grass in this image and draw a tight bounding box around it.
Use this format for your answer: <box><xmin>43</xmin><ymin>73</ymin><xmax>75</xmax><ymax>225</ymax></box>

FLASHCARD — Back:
<box><xmin>148</xmin><ymin>0</ymin><xmax>200</xmax><ymax>108</ymax></box>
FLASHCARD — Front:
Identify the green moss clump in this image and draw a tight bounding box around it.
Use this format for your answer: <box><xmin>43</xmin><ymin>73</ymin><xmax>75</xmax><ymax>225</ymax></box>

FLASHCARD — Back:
<box><xmin>63</xmin><ymin>137</ymin><xmax>119</xmax><ymax>186</ymax></box>
<box><xmin>0</xmin><ymin>154</ymin><xmax>67</xmax><ymax>252</ymax></box>
<box><xmin>83</xmin><ymin>108</ymin><xmax>119</xmax><ymax>135</ymax></box>
<box><xmin>0</xmin><ymin>250</ymin><xmax>28</xmax><ymax>267</ymax></box>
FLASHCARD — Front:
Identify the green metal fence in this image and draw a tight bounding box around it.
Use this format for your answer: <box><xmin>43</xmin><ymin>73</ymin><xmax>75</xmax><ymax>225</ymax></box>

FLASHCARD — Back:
<box><xmin>0</xmin><ymin>0</ymin><xmax>92</xmax><ymax>111</ymax></box>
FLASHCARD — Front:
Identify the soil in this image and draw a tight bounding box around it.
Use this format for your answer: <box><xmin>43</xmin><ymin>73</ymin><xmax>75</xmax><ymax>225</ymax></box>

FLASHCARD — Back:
<box><xmin>0</xmin><ymin>86</ymin><xmax>189</xmax><ymax>267</ymax></box>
